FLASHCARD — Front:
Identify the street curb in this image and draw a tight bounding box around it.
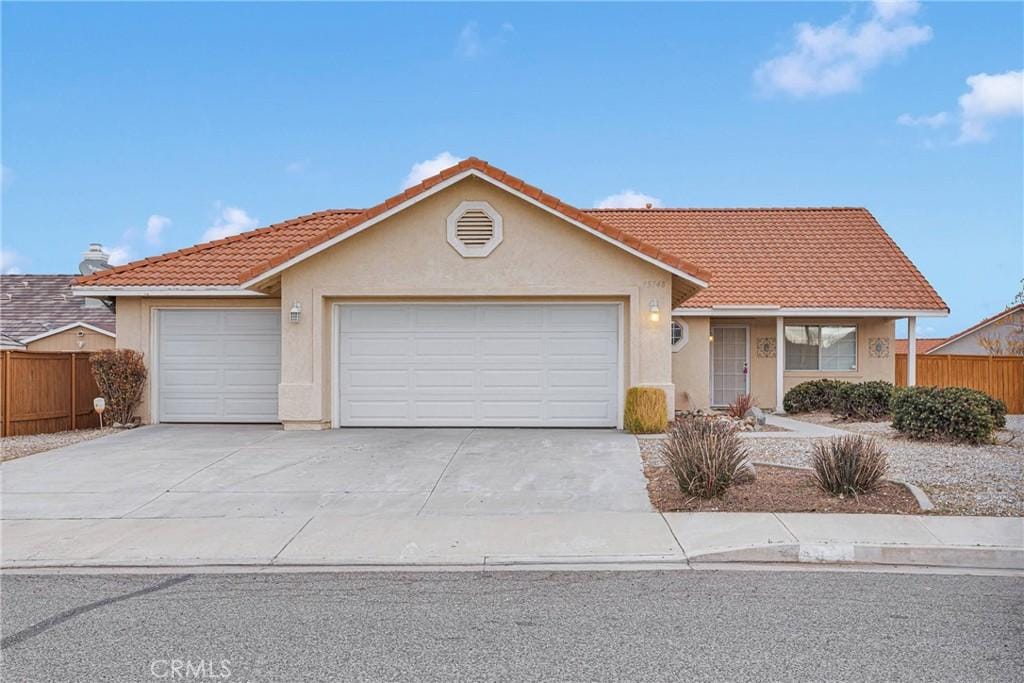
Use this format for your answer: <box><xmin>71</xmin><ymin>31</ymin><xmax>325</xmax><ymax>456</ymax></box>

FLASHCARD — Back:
<box><xmin>686</xmin><ymin>542</ymin><xmax>1023</xmax><ymax>571</ymax></box>
<box><xmin>751</xmin><ymin>461</ymin><xmax>936</xmax><ymax>511</ymax></box>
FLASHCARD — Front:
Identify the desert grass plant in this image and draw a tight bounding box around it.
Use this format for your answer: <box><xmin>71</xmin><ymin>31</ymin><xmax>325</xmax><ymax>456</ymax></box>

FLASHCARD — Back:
<box><xmin>90</xmin><ymin>349</ymin><xmax>147</xmax><ymax>425</ymax></box>
<box><xmin>811</xmin><ymin>435</ymin><xmax>888</xmax><ymax>497</ymax></box>
<box><xmin>660</xmin><ymin>417</ymin><xmax>753</xmax><ymax>499</ymax></box>
<box><xmin>623</xmin><ymin>387</ymin><xmax>668</xmax><ymax>434</ymax></box>
<box><xmin>726</xmin><ymin>393</ymin><xmax>755</xmax><ymax>419</ymax></box>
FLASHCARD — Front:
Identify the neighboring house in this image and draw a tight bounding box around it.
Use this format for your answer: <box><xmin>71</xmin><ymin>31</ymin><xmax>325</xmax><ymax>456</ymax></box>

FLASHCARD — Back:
<box><xmin>898</xmin><ymin>304</ymin><xmax>1024</xmax><ymax>356</ymax></box>
<box><xmin>1</xmin><ymin>274</ymin><xmax>116</xmax><ymax>352</ymax></box>
<box><xmin>72</xmin><ymin>157</ymin><xmax>947</xmax><ymax>428</ymax></box>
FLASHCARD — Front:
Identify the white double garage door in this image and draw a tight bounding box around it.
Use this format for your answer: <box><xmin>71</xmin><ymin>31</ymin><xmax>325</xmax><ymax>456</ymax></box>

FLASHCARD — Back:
<box><xmin>157</xmin><ymin>303</ymin><xmax>621</xmax><ymax>427</ymax></box>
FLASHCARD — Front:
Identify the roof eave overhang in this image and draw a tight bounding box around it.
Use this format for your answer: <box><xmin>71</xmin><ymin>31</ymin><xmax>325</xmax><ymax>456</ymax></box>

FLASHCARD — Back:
<box><xmin>238</xmin><ymin>168</ymin><xmax>710</xmax><ymax>291</ymax></box>
<box><xmin>71</xmin><ymin>286</ymin><xmax>270</xmax><ymax>298</ymax></box>
<box><xmin>673</xmin><ymin>306</ymin><xmax>949</xmax><ymax>317</ymax></box>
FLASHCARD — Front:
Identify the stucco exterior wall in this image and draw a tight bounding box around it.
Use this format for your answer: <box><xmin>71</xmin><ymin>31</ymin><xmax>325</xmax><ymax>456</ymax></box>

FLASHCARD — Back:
<box><xmin>672</xmin><ymin>316</ymin><xmax>896</xmax><ymax>411</ymax></box>
<box><xmin>279</xmin><ymin>175</ymin><xmax>675</xmax><ymax>428</ymax></box>
<box><xmin>25</xmin><ymin>325</ymin><xmax>115</xmax><ymax>352</ymax></box>
<box><xmin>114</xmin><ymin>296</ymin><xmax>282</xmax><ymax>423</ymax></box>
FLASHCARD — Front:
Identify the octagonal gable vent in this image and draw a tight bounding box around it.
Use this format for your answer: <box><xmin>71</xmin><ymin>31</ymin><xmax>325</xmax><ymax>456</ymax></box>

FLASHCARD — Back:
<box><xmin>447</xmin><ymin>201</ymin><xmax>503</xmax><ymax>257</ymax></box>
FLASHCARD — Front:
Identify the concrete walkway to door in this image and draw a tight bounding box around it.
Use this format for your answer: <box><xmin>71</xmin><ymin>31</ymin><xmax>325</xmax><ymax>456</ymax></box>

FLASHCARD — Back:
<box><xmin>1</xmin><ymin>425</ymin><xmax>652</xmax><ymax>521</ymax></box>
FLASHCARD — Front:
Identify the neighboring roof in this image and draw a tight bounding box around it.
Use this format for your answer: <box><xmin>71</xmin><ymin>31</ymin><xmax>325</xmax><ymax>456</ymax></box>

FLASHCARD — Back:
<box><xmin>0</xmin><ymin>333</ymin><xmax>26</xmax><ymax>349</ymax></box>
<box><xmin>1</xmin><ymin>274</ymin><xmax>116</xmax><ymax>343</ymax></box>
<box><xmin>587</xmin><ymin>208</ymin><xmax>947</xmax><ymax>311</ymax></box>
<box><xmin>926</xmin><ymin>304</ymin><xmax>1024</xmax><ymax>354</ymax></box>
<box><xmin>893</xmin><ymin>338</ymin><xmax>947</xmax><ymax>355</ymax></box>
<box><xmin>72</xmin><ymin>157</ymin><xmax>946</xmax><ymax>312</ymax></box>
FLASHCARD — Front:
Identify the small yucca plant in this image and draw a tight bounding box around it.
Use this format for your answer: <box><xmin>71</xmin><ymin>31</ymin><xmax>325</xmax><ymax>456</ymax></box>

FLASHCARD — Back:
<box><xmin>660</xmin><ymin>417</ymin><xmax>753</xmax><ymax>499</ymax></box>
<box><xmin>726</xmin><ymin>393</ymin><xmax>755</xmax><ymax>419</ymax></box>
<box><xmin>811</xmin><ymin>435</ymin><xmax>888</xmax><ymax>497</ymax></box>
<box><xmin>623</xmin><ymin>387</ymin><xmax>667</xmax><ymax>434</ymax></box>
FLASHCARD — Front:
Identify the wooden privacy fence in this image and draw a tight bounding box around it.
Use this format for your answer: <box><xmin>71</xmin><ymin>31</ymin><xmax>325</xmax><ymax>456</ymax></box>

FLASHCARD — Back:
<box><xmin>895</xmin><ymin>353</ymin><xmax>1024</xmax><ymax>413</ymax></box>
<box><xmin>0</xmin><ymin>351</ymin><xmax>102</xmax><ymax>437</ymax></box>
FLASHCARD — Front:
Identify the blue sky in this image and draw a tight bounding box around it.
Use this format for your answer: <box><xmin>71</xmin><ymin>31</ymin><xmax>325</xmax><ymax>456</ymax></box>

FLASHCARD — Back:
<box><xmin>2</xmin><ymin>1</ymin><xmax>1021</xmax><ymax>337</ymax></box>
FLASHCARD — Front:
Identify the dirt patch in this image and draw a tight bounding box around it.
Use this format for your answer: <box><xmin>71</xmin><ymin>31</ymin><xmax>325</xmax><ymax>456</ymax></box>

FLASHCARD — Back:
<box><xmin>641</xmin><ymin>445</ymin><xmax>921</xmax><ymax>514</ymax></box>
<box><xmin>1</xmin><ymin>428</ymin><xmax>118</xmax><ymax>462</ymax></box>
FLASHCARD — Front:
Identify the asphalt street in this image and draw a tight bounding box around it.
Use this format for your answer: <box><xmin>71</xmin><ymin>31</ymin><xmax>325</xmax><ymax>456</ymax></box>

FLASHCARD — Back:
<box><xmin>1</xmin><ymin>569</ymin><xmax>1021</xmax><ymax>682</ymax></box>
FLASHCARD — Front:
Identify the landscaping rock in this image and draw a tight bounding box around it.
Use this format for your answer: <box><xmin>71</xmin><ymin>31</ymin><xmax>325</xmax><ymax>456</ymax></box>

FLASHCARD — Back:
<box><xmin>745</xmin><ymin>406</ymin><xmax>766</xmax><ymax>425</ymax></box>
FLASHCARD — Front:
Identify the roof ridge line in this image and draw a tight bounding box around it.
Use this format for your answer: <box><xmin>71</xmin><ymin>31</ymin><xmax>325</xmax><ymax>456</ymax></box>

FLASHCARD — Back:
<box><xmin>74</xmin><ymin>208</ymin><xmax>361</xmax><ymax>285</ymax></box>
<box><xmin>584</xmin><ymin>207</ymin><xmax>868</xmax><ymax>212</ymax></box>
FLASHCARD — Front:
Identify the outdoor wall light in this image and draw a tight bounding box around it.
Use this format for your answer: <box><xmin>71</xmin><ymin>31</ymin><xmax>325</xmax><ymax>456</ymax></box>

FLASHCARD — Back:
<box><xmin>289</xmin><ymin>302</ymin><xmax>302</xmax><ymax>323</ymax></box>
<box><xmin>648</xmin><ymin>299</ymin><xmax>660</xmax><ymax>322</ymax></box>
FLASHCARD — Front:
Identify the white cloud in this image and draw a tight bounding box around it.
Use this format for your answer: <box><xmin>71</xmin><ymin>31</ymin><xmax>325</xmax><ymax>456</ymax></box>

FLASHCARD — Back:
<box><xmin>401</xmin><ymin>152</ymin><xmax>464</xmax><ymax>190</ymax></box>
<box><xmin>594</xmin><ymin>190</ymin><xmax>664</xmax><ymax>210</ymax></box>
<box><xmin>957</xmin><ymin>70</ymin><xmax>1024</xmax><ymax>143</ymax></box>
<box><xmin>455</xmin><ymin>20</ymin><xmax>514</xmax><ymax>60</ymax></box>
<box><xmin>896</xmin><ymin>111</ymin><xmax>949</xmax><ymax>128</ymax></box>
<box><xmin>106</xmin><ymin>245</ymin><xmax>134</xmax><ymax>267</ymax></box>
<box><xmin>755</xmin><ymin>0</ymin><xmax>931</xmax><ymax>97</ymax></box>
<box><xmin>202</xmin><ymin>204</ymin><xmax>259</xmax><ymax>242</ymax></box>
<box><xmin>145</xmin><ymin>214</ymin><xmax>172</xmax><ymax>245</ymax></box>
<box><xmin>0</xmin><ymin>248</ymin><xmax>23</xmax><ymax>274</ymax></box>
<box><xmin>285</xmin><ymin>159</ymin><xmax>309</xmax><ymax>175</ymax></box>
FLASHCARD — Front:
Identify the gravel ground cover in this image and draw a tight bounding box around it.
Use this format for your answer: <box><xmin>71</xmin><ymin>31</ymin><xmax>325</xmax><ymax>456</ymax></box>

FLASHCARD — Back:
<box><xmin>0</xmin><ymin>428</ymin><xmax>118</xmax><ymax>462</ymax></box>
<box><xmin>742</xmin><ymin>413</ymin><xmax>1024</xmax><ymax>516</ymax></box>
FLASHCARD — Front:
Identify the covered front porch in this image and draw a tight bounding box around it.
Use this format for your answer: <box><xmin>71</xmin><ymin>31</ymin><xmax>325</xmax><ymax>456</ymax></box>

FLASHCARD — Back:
<box><xmin>670</xmin><ymin>311</ymin><xmax>934</xmax><ymax>412</ymax></box>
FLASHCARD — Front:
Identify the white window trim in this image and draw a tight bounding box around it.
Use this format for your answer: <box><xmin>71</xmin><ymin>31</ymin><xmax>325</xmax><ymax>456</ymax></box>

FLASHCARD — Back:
<box><xmin>784</xmin><ymin>323</ymin><xmax>859</xmax><ymax>372</ymax></box>
<box><xmin>446</xmin><ymin>200</ymin><xmax>503</xmax><ymax>258</ymax></box>
<box><xmin>671</xmin><ymin>319</ymin><xmax>688</xmax><ymax>352</ymax></box>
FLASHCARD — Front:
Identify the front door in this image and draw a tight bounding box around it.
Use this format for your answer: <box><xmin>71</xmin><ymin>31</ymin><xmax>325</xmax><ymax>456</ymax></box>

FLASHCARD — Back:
<box><xmin>710</xmin><ymin>325</ymin><xmax>749</xmax><ymax>407</ymax></box>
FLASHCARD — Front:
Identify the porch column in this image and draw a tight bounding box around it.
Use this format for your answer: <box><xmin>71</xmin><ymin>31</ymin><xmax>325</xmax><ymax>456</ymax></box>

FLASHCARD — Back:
<box><xmin>775</xmin><ymin>316</ymin><xmax>785</xmax><ymax>412</ymax></box>
<box><xmin>907</xmin><ymin>316</ymin><xmax>917</xmax><ymax>386</ymax></box>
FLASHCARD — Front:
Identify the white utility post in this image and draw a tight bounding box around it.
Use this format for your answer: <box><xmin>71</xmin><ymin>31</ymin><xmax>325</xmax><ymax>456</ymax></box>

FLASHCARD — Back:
<box><xmin>907</xmin><ymin>316</ymin><xmax>917</xmax><ymax>386</ymax></box>
<box><xmin>776</xmin><ymin>316</ymin><xmax>785</xmax><ymax>412</ymax></box>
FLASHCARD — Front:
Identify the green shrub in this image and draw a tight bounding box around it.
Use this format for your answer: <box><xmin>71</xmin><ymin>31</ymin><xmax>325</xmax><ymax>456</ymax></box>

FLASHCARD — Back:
<box><xmin>89</xmin><ymin>349</ymin><xmax>148</xmax><ymax>425</ymax></box>
<box><xmin>659</xmin><ymin>417</ymin><xmax>753</xmax><ymax>499</ymax></box>
<box><xmin>623</xmin><ymin>387</ymin><xmax>667</xmax><ymax>434</ymax></box>
<box><xmin>811</xmin><ymin>435</ymin><xmax>888</xmax><ymax>497</ymax></box>
<box><xmin>783</xmin><ymin>379</ymin><xmax>848</xmax><ymax>413</ymax></box>
<box><xmin>891</xmin><ymin>386</ymin><xmax>999</xmax><ymax>444</ymax></box>
<box><xmin>831</xmin><ymin>381</ymin><xmax>894</xmax><ymax>421</ymax></box>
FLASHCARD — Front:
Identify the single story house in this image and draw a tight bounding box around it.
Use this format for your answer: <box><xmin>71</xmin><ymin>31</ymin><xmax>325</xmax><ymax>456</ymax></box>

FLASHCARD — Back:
<box><xmin>72</xmin><ymin>157</ymin><xmax>947</xmax><ymax>429</ymax></box>
<box><xmin>896</xmin><ymin>304</ymin><xmax>1023</xmax><ymax>356</ymax></box>
<box><xmin>1</xmin><ymin>274</ymin><xmax>116</xmax><ymax>352</ymax></box>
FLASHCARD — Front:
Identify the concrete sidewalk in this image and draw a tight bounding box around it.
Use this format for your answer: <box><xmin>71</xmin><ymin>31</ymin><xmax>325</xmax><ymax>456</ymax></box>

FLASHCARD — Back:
<box><xmin>3</xmin><ymin>512</ymin><xmax>1020</xmax><ymax>571</ymax></box>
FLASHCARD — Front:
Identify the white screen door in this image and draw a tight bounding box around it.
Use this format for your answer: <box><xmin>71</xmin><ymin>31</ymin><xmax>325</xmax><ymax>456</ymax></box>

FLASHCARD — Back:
<box><xmin>711</xmin><ymin>325</ymin><xmax>749</xmax><ymax>407</ymax></box>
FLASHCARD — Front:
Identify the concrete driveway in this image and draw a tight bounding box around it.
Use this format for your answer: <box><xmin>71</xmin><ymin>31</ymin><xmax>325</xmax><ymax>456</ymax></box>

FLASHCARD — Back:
<box><xmin>1</xmin><ymin>425</ymin><xmax>651</xmax><ymax>520</ymax></box>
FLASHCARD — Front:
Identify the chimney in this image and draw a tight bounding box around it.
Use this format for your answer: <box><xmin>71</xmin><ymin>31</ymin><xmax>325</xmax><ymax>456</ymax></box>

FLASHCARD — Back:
<box><xmin>79</xmin><ymin>243</ymin><xmax>111</xmax><ymax>275</ymax></box>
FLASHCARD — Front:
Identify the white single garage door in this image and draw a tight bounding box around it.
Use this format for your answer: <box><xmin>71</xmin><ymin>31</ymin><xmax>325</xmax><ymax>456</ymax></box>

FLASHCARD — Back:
<box><xmin>336</xmin><ymin>303</ymin><xmax>620</xmax><ymax>427</ymax></box>
<box><xmin>157</xmin><ymin>309</ymin><xmax>280</xmax><ymax>423</ymax></box>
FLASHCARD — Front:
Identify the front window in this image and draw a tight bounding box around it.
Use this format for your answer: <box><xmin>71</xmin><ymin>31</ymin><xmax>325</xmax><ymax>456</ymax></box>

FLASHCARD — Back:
<box><xmin>671</xmin><ymin>320</ymin><xmax>688</xmax><ymax>351</ymax></box>
<box><xmin>784</xmin><ymin>325</ymin><xmax>857</xmax><ymax>371</ymax></box>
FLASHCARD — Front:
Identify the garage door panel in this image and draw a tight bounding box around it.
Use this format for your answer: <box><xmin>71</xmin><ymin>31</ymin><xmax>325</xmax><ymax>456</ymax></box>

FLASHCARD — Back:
<box><xmin>161</xmin><ymin>369</ymin><xmax>220</xmax><ymax>387</ymax></box>
<box><xmin>413</xmin><ymin>369</ymin><xmax>475</xmax><ymax>389</ymax></box>
<box><xmin>337</xmin><ymin>303</ymin><xmax>620</xmax><ymax>427</ymax></box>
<box><xmin>158</xmin><ymin>309</ymin><xmax>280</xmax><ymax>423</ymax></box>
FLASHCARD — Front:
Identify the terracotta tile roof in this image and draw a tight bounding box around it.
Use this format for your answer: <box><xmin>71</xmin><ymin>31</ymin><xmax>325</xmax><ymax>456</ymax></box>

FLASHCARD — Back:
<box><xmin>74</xmin><ymin>210</ymin><xmax>363</xmax><ymax>287</ymax></box>
<box><xmin>1</xmin><ymin>274</ymin><xmax>116</xmax><ymax>341</ymax></box>
<box><xmin>73</xmin><ymin>158</ymin><xmax>946</xmax><ymax>312</ymax></box>
<box><xmin>893</xmin><ymin>338</ymin><xmax>947</xmax><ymax>355</ymax></box>
<box><xmin>233</xmin><ymin>157</ymin><xmax>711</xmax><ymax>285</ymax></box>
<box><xmin>586</xmin><ymin>208</ymin><xmax>947</xmax><ymax>311</ymax></box>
